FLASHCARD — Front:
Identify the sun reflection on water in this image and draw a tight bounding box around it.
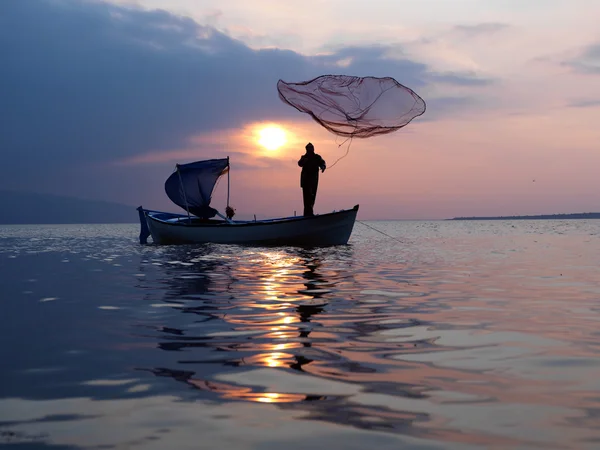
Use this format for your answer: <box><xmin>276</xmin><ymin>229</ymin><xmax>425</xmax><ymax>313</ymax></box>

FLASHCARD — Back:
<box><xmin>139</xmin><ymin>247</ymin><xmax>337</xmax><ymax>408</ymax></box>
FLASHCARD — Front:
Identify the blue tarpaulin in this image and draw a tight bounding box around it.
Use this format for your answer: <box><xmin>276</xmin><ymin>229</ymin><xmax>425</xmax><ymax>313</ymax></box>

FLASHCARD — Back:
<box><xmin>164</xmin><ymin>158</ymin><xmax>229</xmax><ymax>218</ymax></box>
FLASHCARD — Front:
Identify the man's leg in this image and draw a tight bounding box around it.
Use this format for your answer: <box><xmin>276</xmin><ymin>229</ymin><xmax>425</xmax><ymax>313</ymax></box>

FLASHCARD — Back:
<box><xmin>302</xmin><ymin>187</ymin><xmax>313</xmax><ymax>216</ymax></box>
<box><xmin>308</xmin><ymin>179</ymin><xmax>318</xmax><ymax>216</ymax></box>
<box><xmin>308</xmin><ymin>189</ymin><xmax>316</xmax><ymax>216</ymax></box>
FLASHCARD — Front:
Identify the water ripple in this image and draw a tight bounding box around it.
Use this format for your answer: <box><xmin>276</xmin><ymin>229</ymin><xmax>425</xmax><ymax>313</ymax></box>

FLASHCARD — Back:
<box><xmin>1</xmin><ymin>220</ymin><xmax>600</xmax><ymax>449</ymax></box>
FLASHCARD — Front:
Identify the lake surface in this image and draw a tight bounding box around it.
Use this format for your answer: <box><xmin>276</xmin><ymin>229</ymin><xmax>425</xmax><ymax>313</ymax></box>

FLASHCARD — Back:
<box><xmin>1</xmin><ymin>220</ymin><xmax>600</xmax><ymax>449</ymax></box>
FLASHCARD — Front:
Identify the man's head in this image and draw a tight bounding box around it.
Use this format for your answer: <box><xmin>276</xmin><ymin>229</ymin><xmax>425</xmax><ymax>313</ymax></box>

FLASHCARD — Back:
<box><xmin>305</xmin><ymin>142</ymin><xmax>314</xmax><ymax>154</ymax></box>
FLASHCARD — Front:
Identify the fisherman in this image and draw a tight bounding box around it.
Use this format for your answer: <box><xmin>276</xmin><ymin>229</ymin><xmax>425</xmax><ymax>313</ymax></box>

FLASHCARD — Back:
<box><xmin>298</xmin><ymin>142</ymin><xmax>326</xmax><ymax>216</ymax></box>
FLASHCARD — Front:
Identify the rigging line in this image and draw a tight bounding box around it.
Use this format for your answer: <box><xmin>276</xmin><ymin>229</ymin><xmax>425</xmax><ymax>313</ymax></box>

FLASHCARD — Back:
<box><xmin>357</xmin><ymin>220</ymin><xmax>404</xmax><ymax>244</ymax></box>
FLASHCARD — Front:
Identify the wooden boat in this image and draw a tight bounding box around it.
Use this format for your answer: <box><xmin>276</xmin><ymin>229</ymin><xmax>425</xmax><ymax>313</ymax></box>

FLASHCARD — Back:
<box><xmin>137</xmin><ymin>157</ymin><xmax>358</xmax><ymax>246</ymax></box>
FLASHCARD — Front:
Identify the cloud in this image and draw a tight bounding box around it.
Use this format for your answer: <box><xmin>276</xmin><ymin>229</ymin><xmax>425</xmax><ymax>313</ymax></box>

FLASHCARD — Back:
<box><xmin>453</xmin><ymin>23</ymin><xmax>510</xmax><ymax>37</ymax></box>
<box><xmin>0</xmin><ymin>0</ymin><xmax>493</xmax><ymax>205</ymax></box>
<box><xmin>309</xmin><ymin>45</ymin><xmax>495</xmax><ymax>87</ymax></box>
<box><xmin>427</xmin><ymin>71</ymin><xmax>494</xmax><ymax>86</ymax></box>
<box><xmin>310</xmin><ymin>45</ymin><xmax>429</xmax><ymax>82</ymax></box>
<box><xmin>416</xmin><ymin>96</ymin><xmax>483</xmax><ymax>122</ymax></box>
<box><xmin>563</xmin><ymin>42</ymin><xmax>600</xmax><ymax>74</ymax></box>
<box><xmin>567</xmin><ymin>99</ymin><xmax>600</xmax><ymax>108</ymax></box>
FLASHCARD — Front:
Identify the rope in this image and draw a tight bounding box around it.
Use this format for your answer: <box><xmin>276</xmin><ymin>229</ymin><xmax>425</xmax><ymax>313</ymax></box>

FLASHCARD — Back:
<box><xmin>327</xmin><ymin>117</ymin><xmax>359</xmax><ymax>170</ymax></box>
<box><xmin>357</xmin><ymin>220</ymin><xmax>404</xmax><ymax>244</ymax></box>
<box><xmin>327</xmin><ymin>137</ymin><xmax>353</xmax><ymax>170</ymax></box>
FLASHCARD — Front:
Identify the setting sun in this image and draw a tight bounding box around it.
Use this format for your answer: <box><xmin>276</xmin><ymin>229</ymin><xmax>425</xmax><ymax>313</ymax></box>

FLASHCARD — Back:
<box><xmin>257</xmin><ymin>125</ymin><xmax>287</xmax><ymax>151</ymax></box>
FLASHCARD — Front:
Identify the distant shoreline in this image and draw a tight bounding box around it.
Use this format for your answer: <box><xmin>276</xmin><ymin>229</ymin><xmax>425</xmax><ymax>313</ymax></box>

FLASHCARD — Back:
<box><xmin>448</xmin><ymin>212</ymin><xmax>600</xmax><ymax>221</ymax></box>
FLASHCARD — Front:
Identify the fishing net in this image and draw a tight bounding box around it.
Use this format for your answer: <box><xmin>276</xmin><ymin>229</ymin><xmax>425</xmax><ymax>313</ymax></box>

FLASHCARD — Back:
<box><xmin>277</xmin><ymin>75</ymin><xmax>426</xmax><ymax>139</ymax></box>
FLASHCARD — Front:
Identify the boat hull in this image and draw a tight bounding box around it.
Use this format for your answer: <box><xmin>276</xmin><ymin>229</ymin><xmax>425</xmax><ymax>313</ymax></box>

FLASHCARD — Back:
<box><xmin>138</xmin><ymin>205</ymin><xmax>359</xmax><ymax>247</ymax></box>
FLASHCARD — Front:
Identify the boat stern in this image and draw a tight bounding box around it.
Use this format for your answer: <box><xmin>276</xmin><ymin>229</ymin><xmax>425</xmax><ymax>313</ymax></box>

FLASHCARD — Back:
<box><xmin>137</xmin><ymin>206</ymin><xmax>151</xmax><ymax>245</ymax></box>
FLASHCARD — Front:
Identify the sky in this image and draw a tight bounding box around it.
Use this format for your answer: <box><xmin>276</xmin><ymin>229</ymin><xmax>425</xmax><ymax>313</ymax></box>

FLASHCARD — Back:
<box><xmin>1</xmin><ymin>0</ymin><xmax>599</xmax><ymax>220</ymax></box>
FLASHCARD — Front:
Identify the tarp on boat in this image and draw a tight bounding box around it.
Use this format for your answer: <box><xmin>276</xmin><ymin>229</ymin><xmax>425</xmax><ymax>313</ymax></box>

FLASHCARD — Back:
<box><xmin>164</xmin><ymin>158</ymin><xmax>229</xmax><ymax>219</ymax></box>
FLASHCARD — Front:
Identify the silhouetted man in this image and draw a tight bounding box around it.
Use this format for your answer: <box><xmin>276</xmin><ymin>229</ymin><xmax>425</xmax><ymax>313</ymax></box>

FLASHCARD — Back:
<box><xmin>298</xmin><ymin>142</ymin><xmax>326</xmax><ymax>216</ymax></box>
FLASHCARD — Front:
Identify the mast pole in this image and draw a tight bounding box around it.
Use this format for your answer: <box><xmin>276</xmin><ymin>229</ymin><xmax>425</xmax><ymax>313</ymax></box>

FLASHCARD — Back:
<box><xmin>176</xmin><ymin>164</ymin><xmax>192</xmax><ymax>223</ymax></box>
<box><xmin>227</xmin><ymin>156</ymin><xmax>230</xmax><ymax>208</ymax></box>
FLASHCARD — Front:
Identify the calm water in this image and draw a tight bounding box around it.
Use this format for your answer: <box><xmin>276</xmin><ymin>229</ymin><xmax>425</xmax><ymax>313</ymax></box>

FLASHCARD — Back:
<box><xmin>1</xmin><ymin>220</ymin><xmax>600</xmax><ymax>449</ymax></box>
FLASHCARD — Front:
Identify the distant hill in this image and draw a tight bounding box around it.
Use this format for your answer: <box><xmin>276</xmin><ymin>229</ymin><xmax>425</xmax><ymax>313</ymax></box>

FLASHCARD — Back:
<box><xmin>0</xmin><ymin>190</ymin><xmax>137</xmax><ymax>224</ymax></box>
<box><xmin>449</xmin><ymin>212</ymin><xmax>600</xmax><ymax>221</ymax></box>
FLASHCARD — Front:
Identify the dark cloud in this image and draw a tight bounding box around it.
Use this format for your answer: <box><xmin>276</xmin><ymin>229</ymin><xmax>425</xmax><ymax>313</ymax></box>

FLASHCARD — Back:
<box><xmin>0</xmin><ymin>0</ymin><xmax>307</xmax><ymax>168</ymax></box>
<box><xmin>453</xmin><ymin>23</ymin><xmax>510</xmax><ymax>37</ymax></box>
<box><xmin>0</xmin><ymin>0</ymin><xmax>491</xmax><ymax>204</ymax></box>
<box><xmin>564</xmin><ymin>43</ymin><xmax>600</xmax><ymax>74</ymax></box>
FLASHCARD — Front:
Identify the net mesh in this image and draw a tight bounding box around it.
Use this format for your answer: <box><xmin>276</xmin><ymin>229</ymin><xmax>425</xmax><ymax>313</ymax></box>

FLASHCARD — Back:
<box><xmin>277</xmin><ymin>75</ymin><xmax>426</xmax><ymax>139</ymax></box>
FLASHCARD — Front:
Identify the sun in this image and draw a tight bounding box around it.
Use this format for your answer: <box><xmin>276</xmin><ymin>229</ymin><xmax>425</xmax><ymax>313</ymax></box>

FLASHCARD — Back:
<box><xmin>257</xmin><ymin>125</ymin><xmax>287</xmax><ymax>151</ymax></box>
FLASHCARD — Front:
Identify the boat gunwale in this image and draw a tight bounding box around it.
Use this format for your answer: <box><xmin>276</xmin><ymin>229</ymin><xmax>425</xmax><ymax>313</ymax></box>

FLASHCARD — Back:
<box><xmin>145</xmin><ymin>204</ymin><xmax>359</xmax><ymax>228</ymax></box>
